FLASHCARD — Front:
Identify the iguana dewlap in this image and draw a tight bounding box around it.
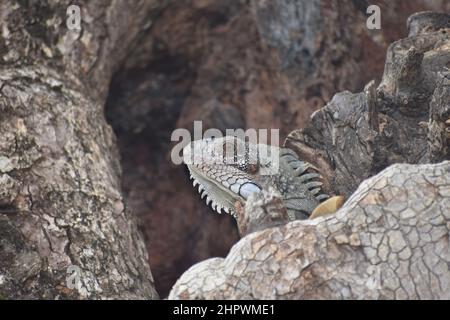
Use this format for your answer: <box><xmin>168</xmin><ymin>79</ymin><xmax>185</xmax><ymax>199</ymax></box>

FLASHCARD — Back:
<box><xmin>183</xmin><ymin>136</ymin><xmax>342</xmax><ymax>220</ymax></box>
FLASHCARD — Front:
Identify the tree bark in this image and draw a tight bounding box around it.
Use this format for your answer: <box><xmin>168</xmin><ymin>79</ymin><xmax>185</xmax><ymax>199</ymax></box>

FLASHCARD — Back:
<box><xmin>169</xmin><ymin>12</ymin><xmax>450</xmax><ymax>300</ymax></box>
<box><xmin>0</xmin><ymin>0</ymin><xmax>164</xmax><ymax>299</ymax></box>
<box><xmin>169</xmin><ymin>161</ymin><xmax>450</xmax><ymax>299</ymax></box>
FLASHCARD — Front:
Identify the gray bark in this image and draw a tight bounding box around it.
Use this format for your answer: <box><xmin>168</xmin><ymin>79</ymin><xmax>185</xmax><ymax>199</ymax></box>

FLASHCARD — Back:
<box><xmin>169</xmin><ymin>12</ymin><xmax>450</xmax><ymax>300</ymax></box>
<box><xmin>0</xmin><ymin>0</ymin><xmax>164</xmax><ymax>299</ymax></box>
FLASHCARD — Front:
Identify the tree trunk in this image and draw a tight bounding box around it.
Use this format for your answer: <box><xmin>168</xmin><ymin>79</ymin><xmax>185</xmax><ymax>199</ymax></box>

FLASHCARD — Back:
<box><xmin>0</xmin><ymin>0</ymin><xmax>165</xmax><ymax>299</ymax></box>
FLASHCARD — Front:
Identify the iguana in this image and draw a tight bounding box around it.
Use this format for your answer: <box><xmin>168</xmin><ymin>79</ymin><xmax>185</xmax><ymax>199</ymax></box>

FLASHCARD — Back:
<box><xmin>183</xmin><ymin>136</ymin><xmax>344</xmax><ymax>221</ymax></box>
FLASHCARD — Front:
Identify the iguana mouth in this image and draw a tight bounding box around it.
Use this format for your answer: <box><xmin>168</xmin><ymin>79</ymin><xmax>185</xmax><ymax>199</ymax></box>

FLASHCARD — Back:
<box><xmin>186</xmin><ymin>163</ymin><xmax>262</xmax><ymax>218</ymax></box>
<box><xmin>187</xmin><ymin>164</ymin><xmax>240</xmax><ymax>217</ymax></box>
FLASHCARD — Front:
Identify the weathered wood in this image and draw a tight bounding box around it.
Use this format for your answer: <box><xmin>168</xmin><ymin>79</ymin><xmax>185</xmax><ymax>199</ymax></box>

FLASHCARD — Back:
<box><xmin>285</xmin><ymin>12</ymin><xmax>450</xmax><ymax>196</ymax></box>
<box><xmin>428</xmin><ymin>72</ymin><xmax>450</xmax><ymax>163</ymax></box>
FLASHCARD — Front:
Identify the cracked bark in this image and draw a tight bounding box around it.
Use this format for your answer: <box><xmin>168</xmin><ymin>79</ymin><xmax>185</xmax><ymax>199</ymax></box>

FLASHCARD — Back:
<box><xmin>0</xmin><ymin>0</ymin><xmax>165</xmax><ymax>299</ymax></box>
<box><xmin>170</xmin><ymin>161</ymin><xmax>450</xmax><ymax>299</ymax></box>
<box><xmin>169</xmin><ymin>12</ymin><xmax>450</xmax><ymax>300</ymax></box>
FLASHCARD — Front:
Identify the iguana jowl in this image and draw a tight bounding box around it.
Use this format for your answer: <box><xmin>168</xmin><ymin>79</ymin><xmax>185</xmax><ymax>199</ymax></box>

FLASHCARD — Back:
<box><xmin>183</xmin><ymin>136</ymin><xmax>342</xmax><ymax>220</ymax></box>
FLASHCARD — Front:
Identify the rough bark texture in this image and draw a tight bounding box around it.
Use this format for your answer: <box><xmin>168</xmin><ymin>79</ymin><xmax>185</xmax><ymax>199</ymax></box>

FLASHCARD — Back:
<box><xmin>428</xmin><ymin>70</ymin><xmax>450</xmax><ymax>163</ymax></box>
<box><xmin>169</xmin><ymin>161</ymin><xmax>450</xmax><ymax>299</ymax></box>
<box><xmin>0</xmin><ymin>1</ymin><xmax>163</xmax><ymax>299</ymax></box>
<box><xmin>168</xmin><ymin>12</ymin><xmax>450</xmax><ymax>300</ymax></box>
<box><xmin>285</xmin><ymin>11</ymin><xmax>450</xmax><ymax>196</ymax></box>
<box><xmin>105</xmin><ymin>0</ymin><xmax>449</xmax><ymax>296</ymax></box>
<box><xmin>236</xmin><ymin>187</ymin><xmax>290</xmax><ymax>238</ymax></box>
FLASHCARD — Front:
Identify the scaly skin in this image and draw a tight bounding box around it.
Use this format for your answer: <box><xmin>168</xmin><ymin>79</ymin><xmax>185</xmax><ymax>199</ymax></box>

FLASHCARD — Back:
<box><xmin>183</xmin><ymin>136</ymin><xmax>329</xmax><ymax>220</ymax></box>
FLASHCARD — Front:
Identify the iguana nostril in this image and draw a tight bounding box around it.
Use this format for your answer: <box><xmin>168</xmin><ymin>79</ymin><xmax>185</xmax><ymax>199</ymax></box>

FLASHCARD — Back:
<box><xmin>239</xmin><ymin>182</ymin><xmax>261</xmax><ymax>199</ymax></box>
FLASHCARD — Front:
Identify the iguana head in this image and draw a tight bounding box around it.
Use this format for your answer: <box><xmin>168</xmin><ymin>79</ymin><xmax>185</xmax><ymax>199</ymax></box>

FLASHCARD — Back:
<box><xmin>183</xmin><ymin>136</ymin><xmax>270</xmax><ymax>218</ymax></box>
<box><xmin>183</xmin><ymin>136</ymin><xmax>328</xmax><ymax>219</ymax></box>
